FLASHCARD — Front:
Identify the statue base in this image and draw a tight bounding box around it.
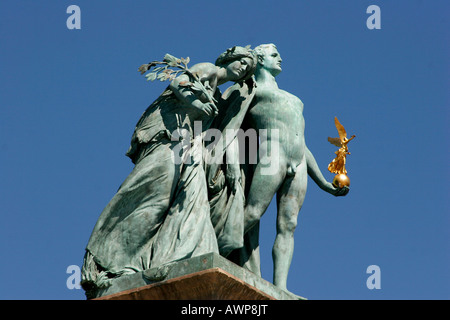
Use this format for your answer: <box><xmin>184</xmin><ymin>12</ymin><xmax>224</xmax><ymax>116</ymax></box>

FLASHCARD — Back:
<box><xmin>89</xmin><ymin>252</ymin><xmax>305</xmax><ymax>300</ymax></box>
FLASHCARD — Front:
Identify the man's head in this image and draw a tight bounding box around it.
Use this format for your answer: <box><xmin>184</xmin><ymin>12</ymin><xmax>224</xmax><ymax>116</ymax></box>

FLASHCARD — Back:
<box><xmin>254</xmin><ymin>43</ymin><xmax>282</xmax><ymax>77</ymax></box>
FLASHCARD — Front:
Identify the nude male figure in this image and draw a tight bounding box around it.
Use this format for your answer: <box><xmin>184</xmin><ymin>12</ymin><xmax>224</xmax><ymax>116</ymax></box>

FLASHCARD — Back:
<box><xmin>242</xmin><ymin>44</ymin><xmax>348</xmax><ymax>291</ymax></box>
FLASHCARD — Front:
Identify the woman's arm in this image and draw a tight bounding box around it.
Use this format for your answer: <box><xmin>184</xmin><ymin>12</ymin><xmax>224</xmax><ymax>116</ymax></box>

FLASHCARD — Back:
<box><xmin>169</xmin><ymin>64</ymin><xmax>218</xmax><ymax>117</ymax></box>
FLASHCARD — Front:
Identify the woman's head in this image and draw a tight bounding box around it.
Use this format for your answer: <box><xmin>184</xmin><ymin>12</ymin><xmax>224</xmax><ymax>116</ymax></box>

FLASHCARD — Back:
<box><xmin>215</xmin><ymin>46</ymin><xmax>257</xmax><ymax>82</ymax></box>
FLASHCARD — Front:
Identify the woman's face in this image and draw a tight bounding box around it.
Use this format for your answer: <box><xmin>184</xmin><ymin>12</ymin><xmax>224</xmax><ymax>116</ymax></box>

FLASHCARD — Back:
<box><xmin>226</xmin><ymin>57</ymin><xmax>253</xmax><ymax>81</ymax></box>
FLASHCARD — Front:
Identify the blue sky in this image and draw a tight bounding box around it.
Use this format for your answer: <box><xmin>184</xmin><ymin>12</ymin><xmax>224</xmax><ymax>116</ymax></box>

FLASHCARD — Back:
<box><xmin>0</xmin><ymin>0</ymin><xmax>448</xmax><ymax>300</ymax></box>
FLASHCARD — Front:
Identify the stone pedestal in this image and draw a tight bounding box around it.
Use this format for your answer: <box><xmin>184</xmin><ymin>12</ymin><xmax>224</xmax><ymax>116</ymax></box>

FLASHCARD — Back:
<box><xmin>95</xmin><ymin>268</ymin><xmax>275</xmax><ymax>300</ymax></box>
<box><xmin>90</xmin><ymin>252</ymin><xmax>305</xmax><ymax>300</ymax></box>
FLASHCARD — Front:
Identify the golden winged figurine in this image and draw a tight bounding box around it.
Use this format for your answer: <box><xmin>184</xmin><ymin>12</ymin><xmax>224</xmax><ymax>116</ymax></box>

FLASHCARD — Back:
<box><xmin>327</xmin><ymin>117</ymin><xmax>355</xmax><ymax>188</ymax></box>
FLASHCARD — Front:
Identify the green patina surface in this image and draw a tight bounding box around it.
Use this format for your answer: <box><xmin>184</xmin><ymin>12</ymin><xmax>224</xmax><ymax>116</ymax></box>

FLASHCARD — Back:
<box><xmin>81</xmin><ymin>44</ymin><xmax>348</xmax><ymax>299</ymax></box>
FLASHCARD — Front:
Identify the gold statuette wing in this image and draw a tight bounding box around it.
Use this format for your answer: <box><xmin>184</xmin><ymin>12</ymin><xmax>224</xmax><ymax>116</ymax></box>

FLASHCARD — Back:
<box><xmin>334</xmin><ymin>117</ymin><xmax>347</xmax><ymax>142</ymax></box>
<box><xmin>327</xmin><ymin>137</ymin><xmax>342</xmax><ymax>147</ymax></box>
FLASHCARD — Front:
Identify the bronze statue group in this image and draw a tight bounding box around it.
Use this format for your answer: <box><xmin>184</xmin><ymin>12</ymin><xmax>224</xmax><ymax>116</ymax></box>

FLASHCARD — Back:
<box><xmin>81</xmin><ymin>44</ymin><xmax>348</xmax><ymax>298</ymax></box>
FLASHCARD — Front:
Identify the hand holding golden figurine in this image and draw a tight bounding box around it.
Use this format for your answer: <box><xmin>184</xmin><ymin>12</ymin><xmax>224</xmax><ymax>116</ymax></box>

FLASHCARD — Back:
<box><xmin>328</xmin><ymin>117</ymin><xmax>355</xmax><ymax>188</ymax></box>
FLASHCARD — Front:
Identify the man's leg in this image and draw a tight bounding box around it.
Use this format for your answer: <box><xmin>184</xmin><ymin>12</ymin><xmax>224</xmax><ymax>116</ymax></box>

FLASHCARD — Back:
<box><xmin>244</xmin><ymin>161</ymin><xmax>285</xmax><ymax>234</ymax></box>
<box><xmin>240</xmin><ymin>161</ymin><xmax>284</xmax><ymax>275</ymax></box>
<box><xmin>272</xmin><ymin>163</ymin><xmax>307</xmax><ymax>290</ymax></box>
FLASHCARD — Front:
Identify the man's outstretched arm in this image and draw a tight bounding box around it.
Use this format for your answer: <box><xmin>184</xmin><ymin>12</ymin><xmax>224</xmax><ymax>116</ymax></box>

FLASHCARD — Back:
<box><xmin>305</xmin><ymin>146</ymin><xmax>349</xmax><ymax>197</ymax></box>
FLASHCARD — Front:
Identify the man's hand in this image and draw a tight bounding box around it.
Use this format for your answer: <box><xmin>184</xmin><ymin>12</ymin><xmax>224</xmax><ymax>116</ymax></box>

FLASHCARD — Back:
<box><xmin>325</xmin><ymin>182</ymin><xmax>349</xmax><ymax>197</ymax></box>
